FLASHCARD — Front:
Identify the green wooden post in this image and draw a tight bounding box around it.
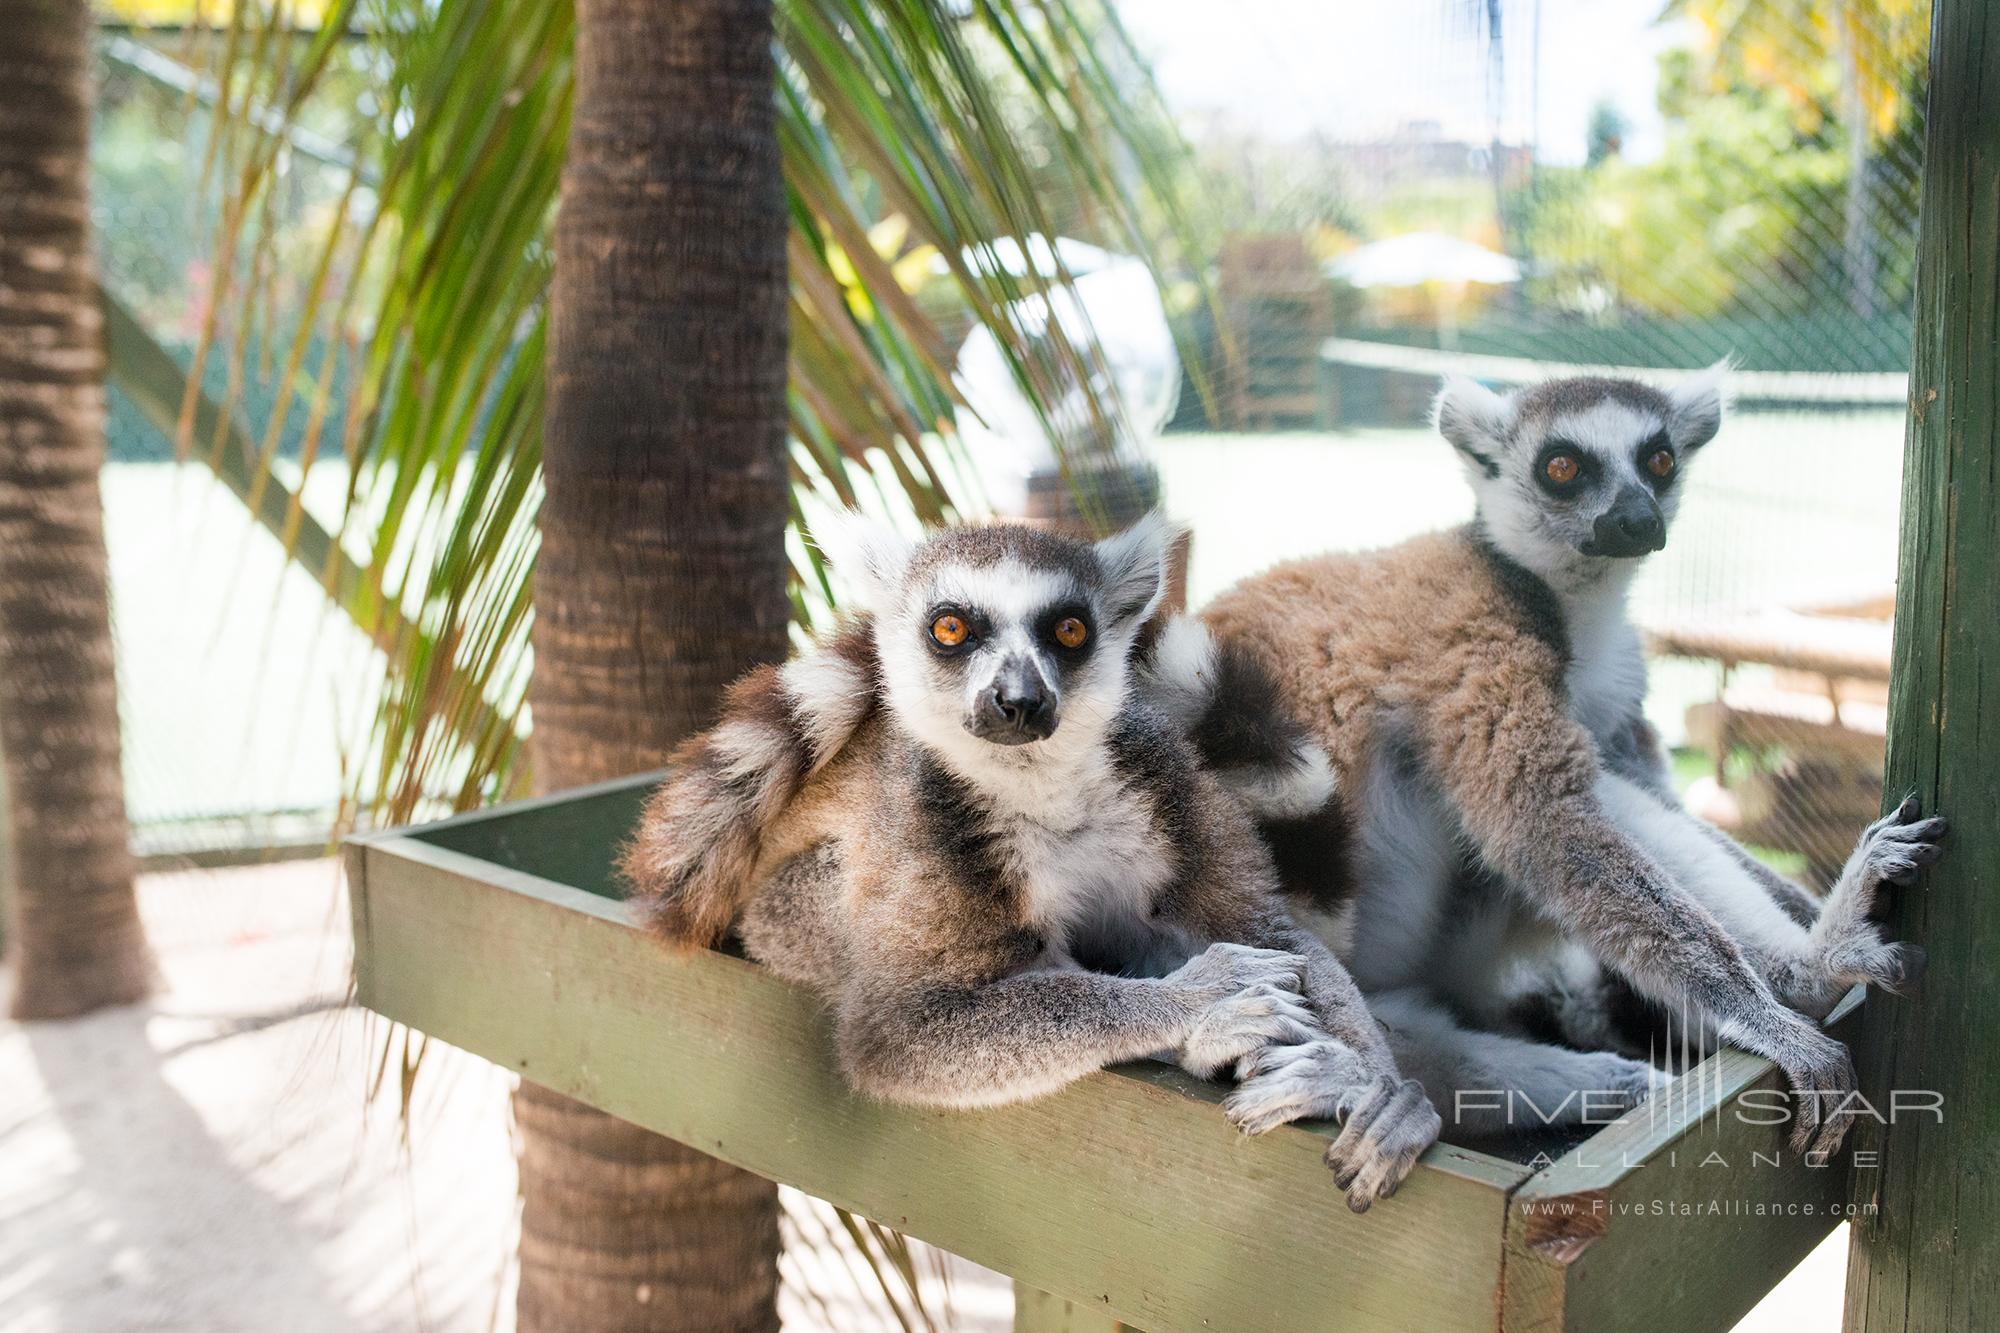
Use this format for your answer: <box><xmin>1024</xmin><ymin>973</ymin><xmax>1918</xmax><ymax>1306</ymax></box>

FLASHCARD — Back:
<box><xmin>1843</xmin><ymin>2</ymin><xmax>2000</xmax><ymax>1327</ymax></box>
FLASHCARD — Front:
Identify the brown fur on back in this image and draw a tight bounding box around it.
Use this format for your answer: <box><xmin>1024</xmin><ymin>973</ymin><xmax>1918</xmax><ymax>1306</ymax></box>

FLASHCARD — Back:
<box><xmin>1200</xmin><ymin>526</ymin><xmax>1596</xmax><ymax>865</ymax></box>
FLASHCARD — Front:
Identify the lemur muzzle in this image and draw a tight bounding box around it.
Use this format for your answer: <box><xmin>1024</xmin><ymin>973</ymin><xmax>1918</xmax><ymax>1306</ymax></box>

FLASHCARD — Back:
<box><xmin>1588</xmin><ymin>489</ymin><xmax>1666</xmax><ymax>557</ymax></box>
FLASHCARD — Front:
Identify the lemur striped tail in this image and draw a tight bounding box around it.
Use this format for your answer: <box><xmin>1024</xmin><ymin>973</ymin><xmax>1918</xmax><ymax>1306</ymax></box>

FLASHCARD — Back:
<box><xmin>622</xmin><ymin>625</ymin><xmax>879</xmax><ymax>948</ymax></box>
<box><xmin>1140</xmin><ymin>618</ymin><xmax>1353</xmax><ymax>911</ymax></box>
<box><xmin>1140</xmin><ymin>618</ymin><xmax>1336</xmax><ymax>820</ymax></box>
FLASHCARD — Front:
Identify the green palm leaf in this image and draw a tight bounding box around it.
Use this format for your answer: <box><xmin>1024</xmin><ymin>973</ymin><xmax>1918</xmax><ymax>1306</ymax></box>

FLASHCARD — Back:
<box><xmin>181</xmin><ymin>0</ymin><xmax>1205</xmax><ymax>826</ymax></box>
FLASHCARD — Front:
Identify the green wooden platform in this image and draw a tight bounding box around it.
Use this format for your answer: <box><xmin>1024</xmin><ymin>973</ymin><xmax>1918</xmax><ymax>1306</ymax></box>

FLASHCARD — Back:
<box><xmin>347</xmin><ymin>773</ymin><xmax>1857</xmax><ymax>1332</ymax></box>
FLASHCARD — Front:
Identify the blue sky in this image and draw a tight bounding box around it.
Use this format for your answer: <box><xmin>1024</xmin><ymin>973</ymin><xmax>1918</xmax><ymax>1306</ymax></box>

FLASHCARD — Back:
<box><xmin>1123</xmin><ymin>0</ymin><xmax>1684</xmax><ymax>166</ymax></box>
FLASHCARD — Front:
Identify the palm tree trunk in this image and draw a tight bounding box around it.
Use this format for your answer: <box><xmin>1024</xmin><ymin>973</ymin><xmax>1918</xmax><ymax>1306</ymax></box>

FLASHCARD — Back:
<box><xmin>0</xmin><ymin>0</ymin><xmax>151</xmax><ymax>1020</ymax></box>
<box><xmin>516</xmin><ymin>0</ymin><xmax>789</xmax><ymax>1328</ymax></box>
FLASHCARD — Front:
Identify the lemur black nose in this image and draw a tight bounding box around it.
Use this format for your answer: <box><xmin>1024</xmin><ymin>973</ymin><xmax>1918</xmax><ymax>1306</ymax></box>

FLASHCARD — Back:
<box><xmin>1615</xmin><ymin>510</ymin><xmax>1664</xmax><ymax>547</ymax></box>
<box><xmin>976</xmin><ymin>679</ymin><xmax>1055</xmax><ymax>744</ymax></box>
<box><xmin>991</xmin><ymin>684</ymin><xmax>1047</xmax><ymax>728</ymax></box>
<box><xmin>1590</xmin><ymin>491</ymin><xmax>1667</xmax><ymax>558</ymax></box>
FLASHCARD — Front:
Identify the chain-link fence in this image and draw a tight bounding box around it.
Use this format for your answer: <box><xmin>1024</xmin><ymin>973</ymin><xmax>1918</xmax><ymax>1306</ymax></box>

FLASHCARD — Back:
<box><xmin>1151</xmin><ymin>0</ymin><xmax>1926</xmax><ymax>884</ymax></box>
<box><xmin>95</xmin><ymin>27</ymin><xmax>369</xmax><ymax>863</ymax></box>
<box><xmin>95</xmin><ymin>3</ymin><xmax>1927</xmax><ymax>877</ymax></box>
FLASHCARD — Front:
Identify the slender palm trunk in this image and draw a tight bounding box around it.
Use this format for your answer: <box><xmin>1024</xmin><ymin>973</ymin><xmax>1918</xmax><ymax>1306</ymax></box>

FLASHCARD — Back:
<box><xmin>0</xmin><ymin>0</ymin><xmax>151</xmax><ymax>1020</ymax></box>
<box><xmin>1838</xmin><ymin>10</ymin><xmax>1878</xmax><ymax>321</ymax></box>
<box><xmin>517</xmin><ymin>0</ymin><xmax>789</xmax><ymax>1328</ymax></box>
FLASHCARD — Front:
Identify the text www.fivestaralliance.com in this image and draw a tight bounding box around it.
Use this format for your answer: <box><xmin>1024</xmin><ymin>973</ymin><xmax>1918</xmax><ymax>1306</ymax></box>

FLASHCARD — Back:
<box><xmin>1520</xmin><ymin>1200</ymin><xmax>1879</xmax><ymax>1219</ymax></box>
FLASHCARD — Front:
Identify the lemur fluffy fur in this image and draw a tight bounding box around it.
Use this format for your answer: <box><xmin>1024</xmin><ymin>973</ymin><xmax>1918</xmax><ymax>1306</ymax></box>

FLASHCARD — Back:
<box><xmin>1198</xmin><ymin>367</ymin><xmax>1947</xmax><ymax>1157</ymax></box>
<box><xmin>622</xmin><ymin>514</ymin><xmax>1440</xmax><ymax>1210</ymax></box>
<box><xmin>1140</xmin><ymin>617</ymin><xmax>1338</xmax><ymax>822</ymax></box>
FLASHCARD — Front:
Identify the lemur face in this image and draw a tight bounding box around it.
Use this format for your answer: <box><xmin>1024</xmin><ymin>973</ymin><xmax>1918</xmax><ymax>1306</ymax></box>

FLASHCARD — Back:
<box><xmin>814</xmin><ymin>510</ymin><xmax>1172</xmax><ymax>758</ymax></box>
<box><xmin>1434</xmin><ymin>365</ymin><xmax>1728</xmax><ymax>581</ymax></box>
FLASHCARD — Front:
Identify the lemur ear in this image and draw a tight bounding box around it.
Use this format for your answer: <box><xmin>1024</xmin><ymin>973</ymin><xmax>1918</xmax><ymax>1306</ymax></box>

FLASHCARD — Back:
<box><xmin>1667</xmin><ymin>357</ymin><xmax>1732</xmax><ymax>451</ymax></box>
<box><xmin>810</xmin><ymin>509</ymin><xmax>915</xmax><ymax>616</ymax></box>
<box><xmin>1093</xmin><ymin>510</ymin><xmax>1180</xmax><ymax>627</ymax></box>
<box><xmin>1433</xmin><ymin>376</ymin><xmax>1514</xmax><ymax>478</ymax></box>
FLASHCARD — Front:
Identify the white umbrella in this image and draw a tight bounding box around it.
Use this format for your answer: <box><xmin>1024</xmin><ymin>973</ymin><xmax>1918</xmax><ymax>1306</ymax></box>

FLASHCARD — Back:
<box><xmin>1327</xmin><ymin>231</ymin><xmax>1522</xmax><ymax>288</ymax></box>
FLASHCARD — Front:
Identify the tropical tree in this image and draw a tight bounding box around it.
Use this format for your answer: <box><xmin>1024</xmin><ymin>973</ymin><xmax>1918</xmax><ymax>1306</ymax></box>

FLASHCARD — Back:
<box><xmin>1524</xmin><ymin>85</ymin><xmax>1848</xmax><ymax>321</ymax></box>
<box><xmin>168</xmin><ymin>0</ymin><xmax>1202</xmax><ymax>1325</ymax></box>
<box><xmin>512</xmin><ymin>0</ymin><xmax>789</xmax><ymax>1326</ymax></box>
<box><xmin>1676</xmin><ymin>0</ymin><xmax>1931</xmax><ymax>143</ymax></box>
<box><xmin>0</xmin><ymin>0</ymin><xmax>153</xmax><ymax>1020</ymax></box>
<box><xmin>1525</xmin><ymin>0</ymin><xmax>1930</xmax><ymax>330</ymax></box>
<box><xmin>174</xmin><ymin>0</ymin><xmax>1201</xmax><ymax>823</ymax></box>
<box><xmin>1675</xmin><ymin>0</ymin><xmax>1932</xmax><ymax>317</ymax></box>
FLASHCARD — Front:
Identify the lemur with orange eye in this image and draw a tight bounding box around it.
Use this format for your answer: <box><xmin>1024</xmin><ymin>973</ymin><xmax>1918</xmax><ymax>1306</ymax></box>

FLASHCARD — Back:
<box><xmin>1187</xmin><ymin>367</ymin><xmax>1948</xmax><ymax>1157</ymax></box>
<box><xmin>623</xmin><ymin>514</ymin><xmax>1441</xmax><ymax>1211</ymax></box>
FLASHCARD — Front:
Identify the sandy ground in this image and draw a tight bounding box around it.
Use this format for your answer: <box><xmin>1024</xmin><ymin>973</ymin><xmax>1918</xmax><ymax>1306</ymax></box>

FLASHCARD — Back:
<box><xmin>0</xmin><ymin>860</ymin><xmax>1844</xmax><ymax>1331</ymax></box>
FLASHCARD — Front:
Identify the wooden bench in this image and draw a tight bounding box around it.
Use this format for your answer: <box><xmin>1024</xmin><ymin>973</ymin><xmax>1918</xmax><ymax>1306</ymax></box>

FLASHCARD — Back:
<box><xmin>1648</xmin><ymin>599</ymin><xmax>1892</xmax><ymax>882</ymax></box>
<box><xmin>1646</xmin><ymin>606</ymin><xmax>1893</xmax><ymax>688</ymax></box>
<box><xmin>347</xmin><ymin>774</ymin><xmax>1862</xmax><ymax>1332</ymax></box>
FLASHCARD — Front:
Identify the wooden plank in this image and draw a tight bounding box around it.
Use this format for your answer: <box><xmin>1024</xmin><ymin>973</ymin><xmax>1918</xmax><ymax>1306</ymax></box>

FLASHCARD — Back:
<box><xmin>1685</xmin><ymin>697</ymin><xmax>1887</xmax><ymax>760</ymax></box>
<box><xmin>1013</xmin><ymin>1282</ymin><xmax>1126</xmax><ymax>1333</ymax></box>
<box><xmin>1844</xmin><ymin>2</ymin><xmax>2000</xmax><ymax>1328</ymax></box>
<box><xmin>1503</xmin><ymin>997</ymin><xmax>1865</xmax><ymax>1332</ymax></box>
<box><xmin>1317</xmin><ymin>337</ymin><xmax>1908</xmax><ymax>406</ymax></box>
<box><xmin>1643</xmin><ymin>611</ymin><xmax>1892</xmax><ymax>683</ymax></box>
<box><xmin>403</xmin><ymin>770</ymin><xmax>659</xmax><ymax>897</ymax></box>
<box><xmin>350</xmin><ymin>831</ymin><xmax>1523</xmax><ymax>1333</ymax></box>
<box><xmin>343</xmin><ymin>836</ymin><xmax>372</xmax><ymax>1007</ymax></box>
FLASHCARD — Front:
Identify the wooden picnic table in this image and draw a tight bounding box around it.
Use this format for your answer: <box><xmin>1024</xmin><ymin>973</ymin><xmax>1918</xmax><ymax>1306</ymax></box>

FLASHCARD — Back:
<box><xmin>1644</xmin><ymin>606</ymin><xmax>1892</xmax><ymax>686</ymax></box>
<box><xmin>1645</xmin><ymin>595</ymin><xmax>1893</xmax><ymax>882</ymax></box>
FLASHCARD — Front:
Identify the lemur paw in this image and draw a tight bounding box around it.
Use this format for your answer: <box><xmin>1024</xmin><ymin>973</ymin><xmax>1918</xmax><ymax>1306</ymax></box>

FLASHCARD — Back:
<box><xmin>1223</xmin><ymin>1038</ymin><xmax>1377</xmax><ymax>1136</ymax></box>
<box><xmin>1170</xmin><ymin>942</ymin><xmax>1308</xmax><ymax>1003</ymax></box>
<box><xmin>1803</xmin><ymin>800</ymin><xmax>1946</xmax><ymax>1004</ymax></box>
<box><xmin>1827</xmin><ymin>938</ymin><xmax>1928</xmax><ymax>996</ymax></box>
<box><xmin>1854</xmin><ymin>797</ymin><xmax>1948</xmax><ymax>900</ymax></box>
<box><xmin>1323</xmin><ymin>1075</ymin><xmax>1441</xmax><ymax>1213</ymax></box>
<box><xmin>1178</xmin><ymin>975</ymin><xmax>1319</xmax><ymax>1081</ymax></box>
<box><xmin>1224</xmin><ymin>1046</ymin><xmax>1442</xmax><ymax>1209</ymax></box>
<box><xmin>1776</xmin><ymin>1028</ymin><xmax>1858</xmax><ymax>1159</ymax></box>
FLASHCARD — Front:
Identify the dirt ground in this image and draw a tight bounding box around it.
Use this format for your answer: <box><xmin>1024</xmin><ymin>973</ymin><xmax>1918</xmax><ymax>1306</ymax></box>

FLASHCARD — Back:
<box><xmin>0</xmin><ymin>860</ymin><xmax>1841</xmax><ymax>1331</ymax></box>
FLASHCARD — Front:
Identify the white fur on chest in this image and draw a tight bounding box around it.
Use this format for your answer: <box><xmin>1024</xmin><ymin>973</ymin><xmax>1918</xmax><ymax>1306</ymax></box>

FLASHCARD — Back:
<box><xmin>938</xmin><ymin>730</ymin><xmax>1177</xmax><ymax>945</ymax></box>
<box><xmin>1559</xmin><ymin>583</ymin><xmax>1647</xmax><ymax>742</ymax></box>
<box><xmin>997</xmin><ymin>781</ymin><xmax>1173</xmax><ymax>933</ymax></box>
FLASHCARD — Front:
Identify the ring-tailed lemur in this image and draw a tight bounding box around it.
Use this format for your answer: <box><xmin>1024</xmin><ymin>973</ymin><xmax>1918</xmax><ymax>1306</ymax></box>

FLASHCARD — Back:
<box><xmin>1195</xmin><ymin>368</ymin><xmax>1947</xmax><ymax>1157</ymax></box>
<box><xmin>622</xmin><ymin>514</ymin><xmax>1441</xmax><ymax>1210</ymax></box>
<box><xmin>1143</xmin><ymin>616</ymin><xmax>1673</xmax><ymax>1138</ymax></box>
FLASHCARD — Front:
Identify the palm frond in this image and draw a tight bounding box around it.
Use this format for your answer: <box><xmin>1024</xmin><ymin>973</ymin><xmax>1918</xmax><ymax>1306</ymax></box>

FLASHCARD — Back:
<box><xmin>180</xmin><ymin>0</ymin><xmax>1202</xmax><ymax>827</ymax></box>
